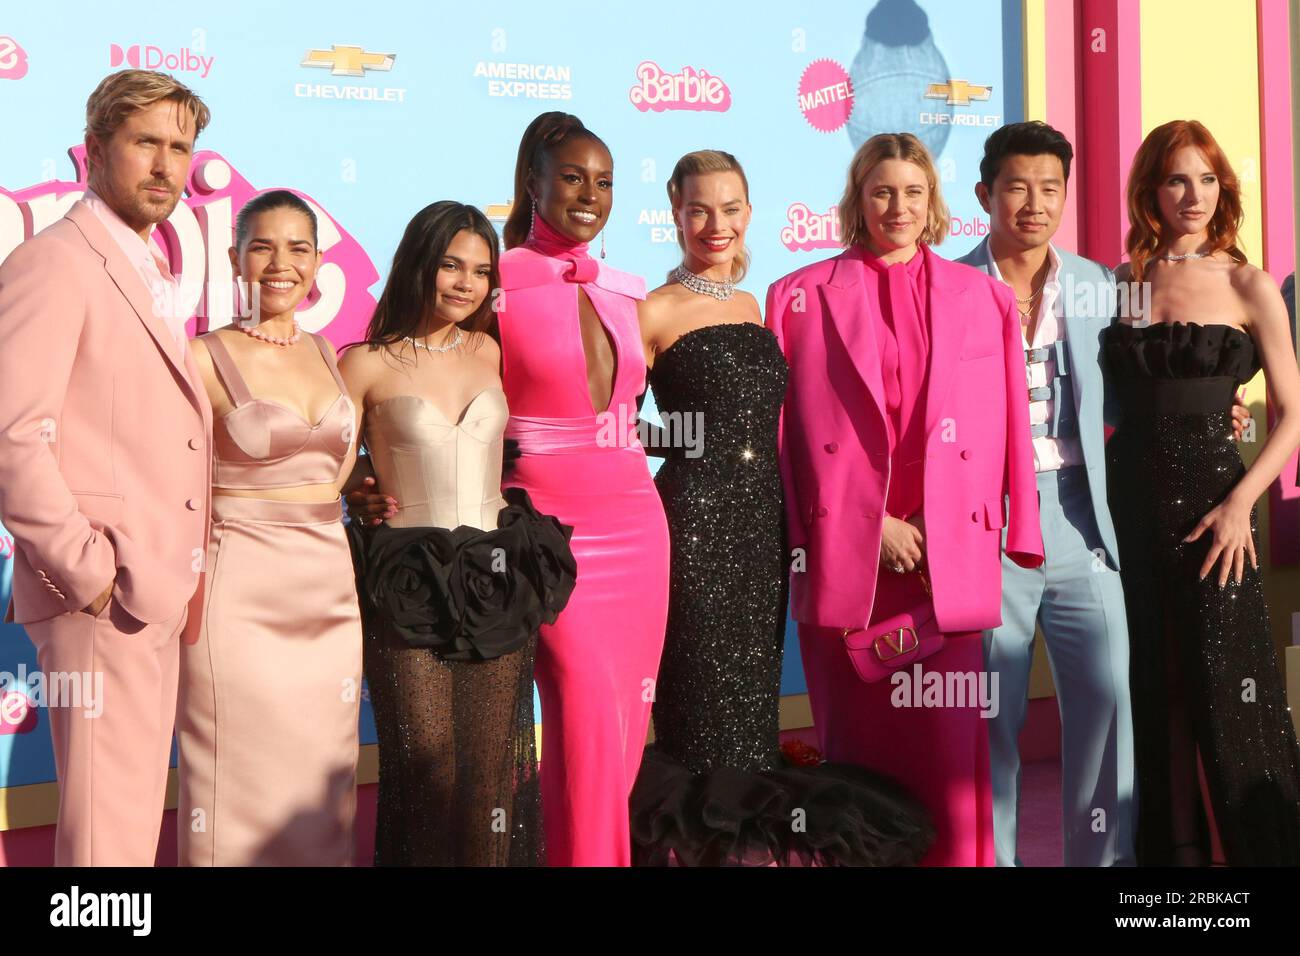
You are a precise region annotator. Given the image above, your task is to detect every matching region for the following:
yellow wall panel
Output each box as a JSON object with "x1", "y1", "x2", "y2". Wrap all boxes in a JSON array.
[{"x1": 1139, "y1": 0, "x2": 1262, "y2": 264}]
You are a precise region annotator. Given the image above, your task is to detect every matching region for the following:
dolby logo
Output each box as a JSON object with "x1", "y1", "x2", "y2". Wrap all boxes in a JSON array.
[{"x1": 110, "y1": 42, "x2": 214, "y2": 79}]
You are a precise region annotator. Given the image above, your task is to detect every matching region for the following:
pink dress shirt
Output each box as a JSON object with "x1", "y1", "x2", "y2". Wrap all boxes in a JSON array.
[
  {"x1": 82, "y1": 188, "x2": 187, "y2": 360},
  {"x1": 862, "y1": 247, "x2": 930, "y2": 522}
]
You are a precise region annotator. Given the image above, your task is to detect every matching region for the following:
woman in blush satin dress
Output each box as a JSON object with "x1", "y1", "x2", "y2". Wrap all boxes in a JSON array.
[
  {"x1": 768, "y1": 134, "x2": 1042, "y2": 867},
  {"x1": 179, "y1": 190, "x2": 365, "y2": 866},
  {"x1": 495, "y1": 112, "x2": 670, "y2": 866},
  {"x1": 1106, "y1": 121, "x2": 1300, "y2": 866},
  {"x1": 341, "y1": 201, "x2": 573, "y2": 867}
]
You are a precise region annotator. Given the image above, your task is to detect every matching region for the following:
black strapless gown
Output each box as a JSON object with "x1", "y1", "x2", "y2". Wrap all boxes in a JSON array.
[
  {"x1": 629, "y1": 321, "x2": 934, "y2": 866},
  {"x1": 1104, "y1": 321, "x2": 1300, "y2": 865}
]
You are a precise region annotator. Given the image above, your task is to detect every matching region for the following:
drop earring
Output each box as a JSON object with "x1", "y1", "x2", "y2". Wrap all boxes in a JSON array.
[
  {"x1": 600, "y1": 230, "x2": 606, "y2": 259},
  {"x1": 529, "y1": 199, "x2": 537, "y2": 238}
]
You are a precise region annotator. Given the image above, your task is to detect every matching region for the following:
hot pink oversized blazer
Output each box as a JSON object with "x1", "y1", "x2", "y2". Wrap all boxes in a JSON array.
[
  {"x1": 766, "y1": 245, "x2": 1043, "y2": 633},
  {"x1": 0, "y1": 201, "x2": 212, "y2": 625}
]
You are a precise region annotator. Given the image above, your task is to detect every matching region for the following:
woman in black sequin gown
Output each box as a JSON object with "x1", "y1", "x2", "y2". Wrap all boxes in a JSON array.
[
  {"x1": 628, "y1": 151, "x2": 933, "y2": 866},
  {"x1": 1104, "y1": 121, "x2": 1300, "y2": 866}
]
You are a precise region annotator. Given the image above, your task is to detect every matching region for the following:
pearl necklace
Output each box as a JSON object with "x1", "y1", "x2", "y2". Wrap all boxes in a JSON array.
[
  {"x1": 672, "y1": 265, "x2": 736, "y2": 302},
  {"x1": 238, "y1": 320, "x2": 300, "y2": 347},
  {"x1": 405, "y1": 327, "x2": 465, "y2": 353}
]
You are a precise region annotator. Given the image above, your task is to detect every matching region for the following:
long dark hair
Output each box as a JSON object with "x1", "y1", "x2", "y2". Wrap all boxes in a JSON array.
[
  {"x1": 503, "y1": 111, "x2": 609, "y2": 250},
  {"x1": 362, "y1": 201, "x2": 500, "y2": 351}
]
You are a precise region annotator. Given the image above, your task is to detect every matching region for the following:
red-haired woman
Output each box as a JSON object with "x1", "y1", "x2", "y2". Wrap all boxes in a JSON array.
[{"x1": 1106, "y1": 120, "x2": 1300, "y2": 866}]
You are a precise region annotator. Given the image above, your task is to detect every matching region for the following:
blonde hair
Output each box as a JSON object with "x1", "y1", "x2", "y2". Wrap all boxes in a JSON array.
[
  {"x1": 838, "y1": 132, "x2": 948, "y2": 248},
  {"x1": 85, "y1": 69, "x2": 211, "y2": 143},
  {"x1": 667, "y1": 149, "x2": 751, "y2": 282}
]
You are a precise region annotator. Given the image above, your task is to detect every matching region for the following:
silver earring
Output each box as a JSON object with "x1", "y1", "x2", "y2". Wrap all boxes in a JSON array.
[
  {"x1": 600, "y1": 230, "x2": 606, "y2": 259},
  {"x1": 529, "y1": 199, "x2": 536, "y2": 238}
]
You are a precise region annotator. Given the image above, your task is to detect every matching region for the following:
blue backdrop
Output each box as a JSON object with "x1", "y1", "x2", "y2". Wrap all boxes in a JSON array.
[{"x1": 0, "y1": 0, "x2": 1020, "y2": 796}]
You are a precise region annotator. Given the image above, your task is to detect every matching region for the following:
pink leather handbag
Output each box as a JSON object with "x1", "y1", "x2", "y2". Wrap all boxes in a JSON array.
[{"x1": 840, "y1": 571, "x2": 946, "y2": 682}]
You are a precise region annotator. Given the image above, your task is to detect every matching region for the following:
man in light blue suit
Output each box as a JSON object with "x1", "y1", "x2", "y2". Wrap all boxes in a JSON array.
[{"x1": 958, "y1": 122, "x2": 1135, "y2": 866}]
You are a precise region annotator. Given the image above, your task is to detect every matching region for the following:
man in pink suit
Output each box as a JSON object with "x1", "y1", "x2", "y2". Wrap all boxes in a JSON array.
[
  {"x1": 0, "y1": 71, "x2": 212, "y2": 865},
  {"x1": 766, "y1": 132, "x2": 1042, "y2": 865}
]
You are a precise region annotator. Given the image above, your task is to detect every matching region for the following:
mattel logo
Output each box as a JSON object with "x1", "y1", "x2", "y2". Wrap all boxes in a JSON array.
[
  {"x1": 110, "y1": 43, "x2": 214, "y2": 79},
  {"x1": 0, "y1": 36, "x2": 29, "y2": 80},
  {"x1": 629, "y1": 61, "x2": 730, "y2": 113}
]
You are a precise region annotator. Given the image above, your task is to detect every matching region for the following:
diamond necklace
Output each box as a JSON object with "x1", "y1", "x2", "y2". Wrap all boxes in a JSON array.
[
  {"x1": 405, "y1": 327, "x2": 465, "y2": 353},
  {"x1": 1162, "y1": 251, "x2": 1210, "y2": 261},
  {"x1": 672, "y1": 264, "x2": 736, "y2": 301}
]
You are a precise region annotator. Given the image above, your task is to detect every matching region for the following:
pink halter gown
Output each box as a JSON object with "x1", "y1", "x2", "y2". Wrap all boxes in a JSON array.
[{"x1": 497, "y1": 218, "x2": 670, "y2": 866}]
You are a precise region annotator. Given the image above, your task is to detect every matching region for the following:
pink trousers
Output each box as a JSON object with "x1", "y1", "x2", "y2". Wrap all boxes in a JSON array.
[{"x1": 24, "y1": 600, "x2": 185, "y2": 866}]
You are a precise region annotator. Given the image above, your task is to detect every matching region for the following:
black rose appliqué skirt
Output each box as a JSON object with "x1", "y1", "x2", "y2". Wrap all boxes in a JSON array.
[{"x1": 347, "y1": 487, "x2": 578, "y2": 661}]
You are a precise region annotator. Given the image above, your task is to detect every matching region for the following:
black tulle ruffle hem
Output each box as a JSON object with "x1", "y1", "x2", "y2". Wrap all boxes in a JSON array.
[
  {"x1": 630, "y1": 748, "x2": 936, "y2": 867},
  {"x1": 347, "y1": 487, "x2": 577, "y2": 661}
]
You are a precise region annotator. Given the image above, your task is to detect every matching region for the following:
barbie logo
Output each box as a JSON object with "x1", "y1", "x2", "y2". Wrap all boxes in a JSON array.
[
  {"x1": 780, "y1": 203, "x2": 841, "y2": 251},
  {"x1": 629, "y1": 61, "x2": 731, "y2": 112},
  {"x1": 0, "y1": 147, "x2": 378, "y2": 346},
  {"x1": 0, "y1": 689, "x2": 38, "y2": 735},
  {"x1": 0, "y1": 36, "x2": 29, "y2": 80}
]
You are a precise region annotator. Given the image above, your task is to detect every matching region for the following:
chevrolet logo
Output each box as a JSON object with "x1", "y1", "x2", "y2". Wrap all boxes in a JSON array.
[
  {"x1": 925, "y1": 80, "x2": 993, "y2": 106},
  {"x1": 301, "y1": 45, "x2": 395, "y2": 77}
]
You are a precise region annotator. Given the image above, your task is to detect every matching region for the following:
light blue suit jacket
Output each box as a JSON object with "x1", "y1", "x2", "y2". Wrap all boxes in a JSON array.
[{"x1": 956, "y1": 238, "x2": 1121, "y2": 570}]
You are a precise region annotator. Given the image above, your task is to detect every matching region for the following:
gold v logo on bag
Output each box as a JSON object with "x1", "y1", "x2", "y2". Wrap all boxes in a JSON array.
[{"x1": 873, "y1": 625, "x2": 919, "y2": 662}]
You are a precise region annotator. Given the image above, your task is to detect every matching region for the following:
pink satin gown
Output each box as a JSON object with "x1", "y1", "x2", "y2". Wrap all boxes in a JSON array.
[
  {"x1": 177, "y1": 332, "x2": 363, "y2": 866},
  {"x1": 497, "y1": 219, "x2": 670, "y2": 866}
]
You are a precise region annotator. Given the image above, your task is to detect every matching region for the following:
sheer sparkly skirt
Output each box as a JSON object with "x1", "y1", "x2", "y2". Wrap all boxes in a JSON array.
[
  {"x1": 361, "y1": 621, "x2": 542, "y2": 866},
  {"x1": 349, "y1": 515, "x2": 545, "y2": 867},
  {"x1": 1107, "y1": 409, "x2": 1300, "y2": 865}
]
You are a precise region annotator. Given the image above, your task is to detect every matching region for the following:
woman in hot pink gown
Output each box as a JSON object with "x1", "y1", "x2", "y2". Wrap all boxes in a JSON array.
[{"x1": 496, "y1": 112, "x2": 670, "y2": 866}]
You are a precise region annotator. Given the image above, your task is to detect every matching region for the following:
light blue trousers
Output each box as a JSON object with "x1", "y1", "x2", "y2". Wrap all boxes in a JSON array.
[{"x1": 983, "y1": 465, "x2": 1135, "y2": 866}]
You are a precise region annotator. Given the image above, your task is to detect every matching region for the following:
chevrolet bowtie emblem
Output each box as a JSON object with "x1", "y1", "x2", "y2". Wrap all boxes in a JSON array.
[
  {"x1": 301, "y1": 45, "x2": 396, "y2": 77},
  {"x1": 925, "y1": 80, "x2": 993, "y2": 106}
]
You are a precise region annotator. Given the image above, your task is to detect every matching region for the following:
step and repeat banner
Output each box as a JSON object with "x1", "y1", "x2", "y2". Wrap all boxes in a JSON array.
[{"x1": 0, "y1": 0, "x2": 1021, "y2": 809}]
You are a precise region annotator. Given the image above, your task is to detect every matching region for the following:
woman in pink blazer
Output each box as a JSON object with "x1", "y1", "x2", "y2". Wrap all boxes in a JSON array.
[{"x1": 766, "y1": 133, "x2": 1042, "y2": 866}]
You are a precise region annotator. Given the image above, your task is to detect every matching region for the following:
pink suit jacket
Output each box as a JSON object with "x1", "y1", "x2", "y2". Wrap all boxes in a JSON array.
[
  {"x1": 766, "y1": 244, "x2": 1043, "y2": 633},
  {"x1": 0, "y1": 200, "x2": 212, "y2": 625}
]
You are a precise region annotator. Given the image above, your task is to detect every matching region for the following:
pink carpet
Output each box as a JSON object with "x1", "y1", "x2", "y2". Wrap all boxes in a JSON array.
[{"x1": 3, "y1": 698, "x2": 1070, "y2": 866}]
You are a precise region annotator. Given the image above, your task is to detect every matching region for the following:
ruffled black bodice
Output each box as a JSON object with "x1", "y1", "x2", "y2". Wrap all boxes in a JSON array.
[
  {"x1": 1104, "y1": 322, "x2": 1259, "y2": 420},
  {"x1": 1103, "y1": 321, "x2": 1258, "y2": 382}
]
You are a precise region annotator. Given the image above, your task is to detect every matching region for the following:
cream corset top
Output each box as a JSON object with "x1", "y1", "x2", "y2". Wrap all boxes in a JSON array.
[{"x1": 363, "y1": 389, "x2": 509, "y2": 531}]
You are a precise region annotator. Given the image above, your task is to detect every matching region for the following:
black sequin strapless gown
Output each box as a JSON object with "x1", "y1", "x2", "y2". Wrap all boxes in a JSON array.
[
  {"x1": 1104, "y1": 321, "x2": 1300, "y2": 866},
  {"x1": 629, "y1": 322, "x2": 934, "y2": 866}
]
